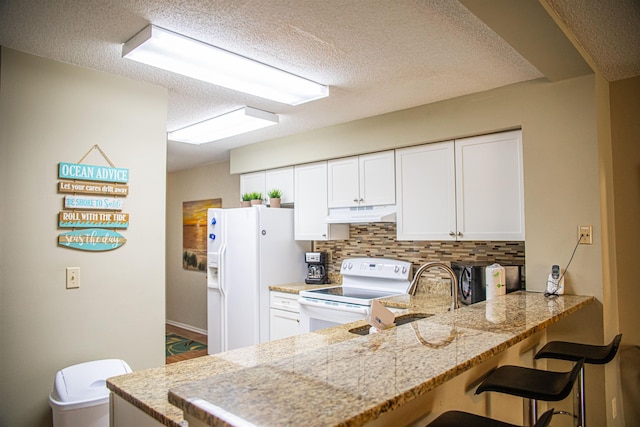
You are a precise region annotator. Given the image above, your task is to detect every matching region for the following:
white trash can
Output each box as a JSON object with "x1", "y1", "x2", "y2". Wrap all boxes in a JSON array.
[{"x1": 49, "y1": 359, "x2": 132, "y2": 427}]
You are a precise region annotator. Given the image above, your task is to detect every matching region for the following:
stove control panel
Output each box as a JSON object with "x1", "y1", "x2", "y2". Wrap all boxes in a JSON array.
[{"x1": 341, "y1": 258, "x2": 412, "y2": 281}]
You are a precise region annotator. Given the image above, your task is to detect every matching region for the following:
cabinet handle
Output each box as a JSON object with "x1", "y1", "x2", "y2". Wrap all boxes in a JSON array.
[
  {"x1": 449, "y1": 231, "x2": 456, "y2": 237},
  {"x1": 353, "y1": 198, "x2": 359, "y2": 202},
  {"x1": 359, "y1": 198, "x2": 364, "y2": 202},
  {"x1": 457, "y1": 232, "x2": 463, "y2": 237}
]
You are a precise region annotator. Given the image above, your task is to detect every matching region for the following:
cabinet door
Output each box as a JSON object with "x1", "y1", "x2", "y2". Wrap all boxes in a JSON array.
[
  {"x1": 294, "y1": 162, "x2": 348, "y2": 240},
  {"x1": 269, "y1": 308, "x2": 300, "y2": 340},
  {"x1": 455, "y1": 130, "x2": 525, "y2": 240},
  {"x1": 359, "y1": 151, "x2": 395, "y2": 206},
  {"x1": 265, "y1": 166, "x2": 294, "y2": 204},
  {"x1": 111, "y1": 394, "x2": 165, "y2": 427},
  {"x1": 327, "y1": 156, "x2": 359, "y2": 208},
  {"x1": 240, "y1": 171, "x2": 265, "y2": 200},
  {"x1": 395, "y1": 142, "x2": 456, "y2": 240}
]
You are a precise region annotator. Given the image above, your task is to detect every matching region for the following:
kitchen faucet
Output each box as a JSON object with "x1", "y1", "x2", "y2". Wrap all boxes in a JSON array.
[{"x1": 408, "y1": 262, "x2": 459, "y2": 311}]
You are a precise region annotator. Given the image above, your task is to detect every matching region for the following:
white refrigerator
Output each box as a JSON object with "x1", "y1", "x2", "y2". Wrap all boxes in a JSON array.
[{"x1": 207, "y1": 206, "x2": 310, "y2": 354}]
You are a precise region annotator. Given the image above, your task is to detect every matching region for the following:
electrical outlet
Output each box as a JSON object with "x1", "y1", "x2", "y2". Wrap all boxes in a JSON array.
[
  {"x1": 66, "y1": 267, "x2": 80, "y2": 289},
  {"x1": 579, "y1": 225, "x2": 593, "y2": 245}
]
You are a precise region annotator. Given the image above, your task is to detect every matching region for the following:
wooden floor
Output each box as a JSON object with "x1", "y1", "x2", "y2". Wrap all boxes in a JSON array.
[{"x1": 166, "y1": 324, "x2": 208, "y2": 364}]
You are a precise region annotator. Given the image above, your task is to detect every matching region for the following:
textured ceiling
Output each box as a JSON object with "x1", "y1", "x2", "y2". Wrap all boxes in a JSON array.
[
  {"x1": 0, "y1": 0, "x2": 637, "y2": 171},
  {"x1": 546, "y1": 0, "x2": 640, "y2": 81}
]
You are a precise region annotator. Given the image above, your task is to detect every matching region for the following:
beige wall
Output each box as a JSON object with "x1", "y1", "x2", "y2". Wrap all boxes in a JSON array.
[
  {"x1": 608, "y1": 75, "x2": 640, "y2": 346},
  {"x1": 608, "y1": 75, "x2": 640, "y2": 425},
  {"x1": 229, "y1": 75, "x2": 615, "y2": 424},
  {"x1": 166, "y1": 161, "x2": 240, "y2": 331},
  {"x1": 232, "y1": 76, "x2": 602, "y2": 299},
  {"x1": 0, "y1": 49, "x2": 168, "y2": 427},
  {"x1": 228, "y1": 73, "x2": 640, "y2": 425}
]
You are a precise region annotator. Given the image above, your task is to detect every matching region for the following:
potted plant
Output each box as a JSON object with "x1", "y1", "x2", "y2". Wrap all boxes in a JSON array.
[
  {"x1": 268, "y1": 189, "x2": 282, "y2": 208},
  {"x1": 250, "y1": 192, "x2": 263, "y2": 206},
  {"x1": 241, "y1": 193, "x2": 252, "y2": 207}
]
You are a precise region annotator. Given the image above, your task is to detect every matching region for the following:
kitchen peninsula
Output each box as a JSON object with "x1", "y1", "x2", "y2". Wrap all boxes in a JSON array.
[{"x1": 108, "y1": 291, "x2": 594, "y2": 427}]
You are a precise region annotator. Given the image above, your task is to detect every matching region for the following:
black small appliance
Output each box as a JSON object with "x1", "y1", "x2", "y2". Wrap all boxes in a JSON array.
[
  {"x1": 451, "y1": 262, "x2": 523, "y2": 305},
  {"x1": 305, "y1": 252, "x2": 330, "y2": 284}
]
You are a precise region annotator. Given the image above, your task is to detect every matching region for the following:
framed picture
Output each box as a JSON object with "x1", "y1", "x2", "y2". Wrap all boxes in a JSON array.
[{"x1": 183, "y1": 198, "x2": 221, "y2": 271}]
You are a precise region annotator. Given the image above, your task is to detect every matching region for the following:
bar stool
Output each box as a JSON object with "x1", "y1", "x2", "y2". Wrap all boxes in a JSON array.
[
  {"x1": 534, "y1": 334, "x2": 622, "y2": 427},
  {"x1": 475, "y1": 359, "x2": 584, "y2": 426},
  {"x1": 426, "y1": 408, "x2": 554, "y2": 427}
]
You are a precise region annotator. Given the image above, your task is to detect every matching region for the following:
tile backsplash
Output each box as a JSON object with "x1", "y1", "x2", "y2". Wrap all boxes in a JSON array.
[{"x1": 314, "y1": 223, "x2": 525, "y2": 287}]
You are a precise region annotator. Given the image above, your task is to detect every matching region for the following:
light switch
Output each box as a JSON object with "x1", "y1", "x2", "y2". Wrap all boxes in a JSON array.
[{"x1": 66, "y1": 267, "x2": 80, "y2": 289}]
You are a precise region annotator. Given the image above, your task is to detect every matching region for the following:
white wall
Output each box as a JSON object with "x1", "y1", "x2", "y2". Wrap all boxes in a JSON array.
[
  {"x1": 0, "y1": 48, "x2": 167, "y2": 427},
  {"x1": 166, "y1": 161, "x2": 240, "y2": 331}
]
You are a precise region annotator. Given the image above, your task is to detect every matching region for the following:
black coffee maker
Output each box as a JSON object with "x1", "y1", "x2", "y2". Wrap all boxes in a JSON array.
[{"x1": 305, "y1": 252, "x2": 330, "y2": 284}]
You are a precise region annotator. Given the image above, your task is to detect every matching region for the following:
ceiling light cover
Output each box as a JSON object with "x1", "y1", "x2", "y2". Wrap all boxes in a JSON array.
[
  {"x1": 123, "y1": 25, "x2": 329, "y2": 105},
  {"x1": 168, "y1": 107, "x2": 279, "y2": 145}
]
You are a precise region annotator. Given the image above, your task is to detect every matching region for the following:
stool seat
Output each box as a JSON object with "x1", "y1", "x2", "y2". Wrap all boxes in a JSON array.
[
  {"x1": 426, "y1": 408, "x2": 554, "y2": 427},
  {"x1": 535, "y1": 334, "x2": 622, "y2": 364},
  {"x1": 476, "y1": 359, "x2": 584, "y2": 402},
  {"x1": 534, "y1": 334, "x2": 622, "y2": 427}
]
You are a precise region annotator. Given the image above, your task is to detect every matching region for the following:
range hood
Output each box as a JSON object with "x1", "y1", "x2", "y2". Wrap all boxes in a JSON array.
[{"x1": 325, "y1": 205, "x2": 396, "y2": 224}]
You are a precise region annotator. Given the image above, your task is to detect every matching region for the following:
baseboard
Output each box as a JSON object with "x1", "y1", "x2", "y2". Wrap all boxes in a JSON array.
[{"x1": 166, "y1": 320, "x2": 207, "y2": 336}]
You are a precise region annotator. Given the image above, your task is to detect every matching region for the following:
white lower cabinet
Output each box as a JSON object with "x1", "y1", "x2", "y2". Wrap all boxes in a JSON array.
[
  {"x1": 111, "y1": 393, "x2": 164, "y2": 427},
  {"x1": 269, "y1": 291, "x2": 301, "y2": 340},
  {"x1": 396, "y1": 130, "x2": 525, "y2": 241}
]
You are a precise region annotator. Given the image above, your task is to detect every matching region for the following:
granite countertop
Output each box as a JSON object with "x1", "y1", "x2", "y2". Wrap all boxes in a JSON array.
[
  {"x1": 107, "y1": 291, "x2": 594, "y2": 427},
  {"x1": 268, "y1": 282, "x2": 333, "y2": 293}
]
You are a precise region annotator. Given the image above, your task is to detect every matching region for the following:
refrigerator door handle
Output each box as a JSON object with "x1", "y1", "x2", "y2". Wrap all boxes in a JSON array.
[
  {"x1": 219, "y1": 244, "x2": 227, "y2": 352},
  {"x1": 218, "y1": 245, "x2": 227, "y2": 296}
]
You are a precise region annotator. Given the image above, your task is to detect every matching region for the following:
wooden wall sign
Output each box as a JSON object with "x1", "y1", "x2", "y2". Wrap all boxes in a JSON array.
[
  {"x1": 58, "y1": 229, "x2": 127, "y2": 251},
  {"x1": 58, "y1": 180, "x2": 129, "y2": 196},
  {"x1": 64, "y1": 195, "x2": 125, "y2": 210},
  {"x1": 57, "y1": 145, "x2": 130, "y2": 252},
  {"x1": 58, "y1": 162, "x2": 129, "y2": 183},
  {"x1": 59, "y1": 211, "x2": 129, "y2": 229}
]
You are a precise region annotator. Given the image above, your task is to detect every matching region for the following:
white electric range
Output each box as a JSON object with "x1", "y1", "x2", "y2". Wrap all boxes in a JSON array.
[{"x1": 298, "y1": 257, "x2": 413, "y2": 332}]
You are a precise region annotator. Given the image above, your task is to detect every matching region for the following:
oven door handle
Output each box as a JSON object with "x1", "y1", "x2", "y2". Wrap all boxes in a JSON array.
[{"x1": 298, "y1": 298, "x2": 371, "y2": 315}]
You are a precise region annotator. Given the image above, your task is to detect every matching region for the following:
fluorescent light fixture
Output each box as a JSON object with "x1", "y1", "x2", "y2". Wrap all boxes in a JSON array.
[
  {"x1": 123, "y1": 25, "x2": 329, "y2": 105},
  {"x1": 168, "y1": 107, "x2": 279, "y2": 145}
]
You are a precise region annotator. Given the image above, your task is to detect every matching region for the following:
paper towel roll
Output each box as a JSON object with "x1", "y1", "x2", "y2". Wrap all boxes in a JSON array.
[{"x1": 485, "y1": 263, "x2": 506, "y2": 300}]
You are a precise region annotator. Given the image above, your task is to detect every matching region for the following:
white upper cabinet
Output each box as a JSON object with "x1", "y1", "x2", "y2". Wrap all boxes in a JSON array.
[
  {"x1": 240, "y1": 171, "x2": 265, "y2": 201},
  {"x1": 396, "y1": 130, "x2": 524, "y2": 241},
  {"x1": 240, "y1": 167, "x2": 294, "y2": 205},
  {"x1": 328, "y1": 151, "x2": 395, "y2": 208},
  {"x1": 455, "y1": 131, "x2": 525, "y2": 241},
  {"x1": 396, "y1": 141, "x2": 457, "y2": 240},
  {"x1": 294, "y1": 162, "x2": 349, "y2": 241},
  {"x1": 327, "y1": 157, "x2": 359, "y2": 208},
  {"x1": 265, "y1": 167, "x2": 294, "y2": 204}
]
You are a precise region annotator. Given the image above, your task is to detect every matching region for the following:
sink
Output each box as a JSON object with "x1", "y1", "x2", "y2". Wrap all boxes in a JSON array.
[{"x1": 348, "y1": 313, "x2": 432, "y2": 335}]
